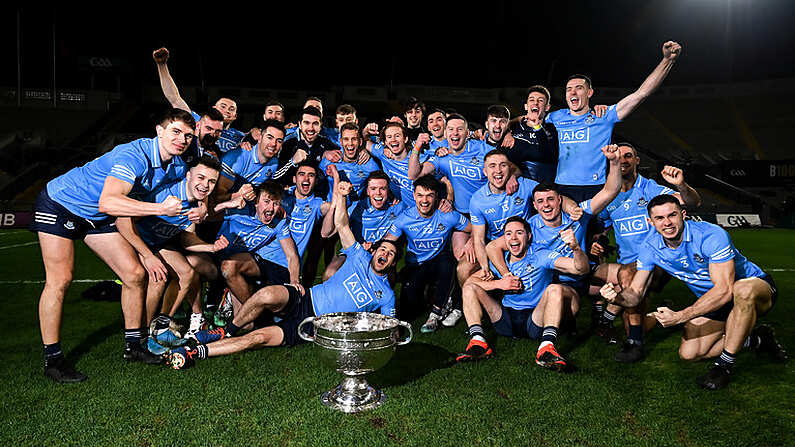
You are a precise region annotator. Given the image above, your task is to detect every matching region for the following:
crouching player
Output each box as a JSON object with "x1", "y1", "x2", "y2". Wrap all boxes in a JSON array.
[
  {"x1": 600, "y1": 195, "x2": 787, "y2": 389},
  {"x1": 168, "y1": 181, "x2": 399, "y2": 369},
  {"x1": 115, "y1": 155, "x2": 233, "y2": 353},
  {"x1": 456, "y1": 217, "x2": 588, "y2": 370}
]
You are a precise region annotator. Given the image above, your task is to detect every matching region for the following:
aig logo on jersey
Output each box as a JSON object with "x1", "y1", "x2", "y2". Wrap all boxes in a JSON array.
[
  {"x1": 560, "y1": 128, "x2": 590, "y2": 144},
  {"x1": 450, "y1": 160, "x2": 482, "y2": 180},
  {"x1": 614, "y1": 214, "x2": 649, "y2": 236},
  {"x1": 414, "y1": 238, "x2": 443, "y2": 250},
  {"x1": 343, "y1": 273, "x2": 374, "y2": 308}
]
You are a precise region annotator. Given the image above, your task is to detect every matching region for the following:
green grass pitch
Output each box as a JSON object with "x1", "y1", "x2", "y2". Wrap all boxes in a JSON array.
[{"x1": 0, "y1": 228, "x2": 792, "y2": 446}]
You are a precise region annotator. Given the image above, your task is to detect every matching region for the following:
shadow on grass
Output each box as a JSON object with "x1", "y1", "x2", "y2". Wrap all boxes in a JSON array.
[
  {"x1": 368, "y1": 342, "x2": 455, "y2": 388},
  {"x1": 67, "y1": 318, "x2": 122, "y2": 363}
]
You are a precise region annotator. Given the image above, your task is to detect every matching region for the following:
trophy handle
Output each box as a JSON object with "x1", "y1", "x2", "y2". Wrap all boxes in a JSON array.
[
  {"x1": 396, "y1": 320, "x2": 413, "y2": 346},
  {"x1": 297, "y1": 316, "x2": 316, "y2": 342}
]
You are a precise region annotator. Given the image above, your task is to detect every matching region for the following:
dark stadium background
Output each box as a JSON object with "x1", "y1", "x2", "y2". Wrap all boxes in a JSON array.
[{"x1": 1, "y1": 1, "x2": 795, "y2": 226}]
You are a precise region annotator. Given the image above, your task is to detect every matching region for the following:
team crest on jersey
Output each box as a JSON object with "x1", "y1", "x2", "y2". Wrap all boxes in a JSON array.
[
  {"x1": 303, "y1": 205, "x2": 312, "y2": 215},
  {"x1": 514, "y1": 197, "x2": 525, "y2": 206},
  {"x1": 357, "y1": 170, "x2": 366, "y2": 178},
  {"x1": 693, "y1": 253, "x2": 705, "y2": 263},
  {"x1": 524, "y1": 264, "x2": 535, "y2": 273},
  {"x1": 64, "y1": 220, "x2": 75, "y2": 230},
  {"x1": 436, "y1": 223, "x2": 446, "y2": 232},
  {"x1": 470, "y1": 157, "x2": 480, "y2": 165},
  {"x1": 388, "y1": 212, "x2": 396, "y2": 220},
  {"x1": 637, "y1": 198, "x2": 647, "y2": 208},
  {"x1": 374, "y1": 290, "x2": 382, "y2": 299},
  {"x1": 585, "y1": 115, "x2": 595, "y2": 124},
  {"x1": 266, "y1": 169, "x2": 273, "y2": 177}
]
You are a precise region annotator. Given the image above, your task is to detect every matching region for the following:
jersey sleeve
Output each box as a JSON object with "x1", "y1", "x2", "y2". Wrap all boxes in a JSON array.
[
  {"x1": 635, "y1": 242, "x2": 657, "y2": 271},
  {"x1": 379, "y1": 292, "x2": 396, "y2": 317},
  {"x1": 469, "y1": 194, "x2": 486, "y2": 227},
  {"x1": 370, "y1": 143, "x2": 386, "y2": 160},
  {"x1": 220, "y1": 150, "x2": 242, "y2": 181},
  {"x1": 702, "y1": 227, "x2": 736, "y2": 264},
  {"x1": 387, "y1": 215, "x2": 404, "y2": 238},
  {"x1": 538, "y1": 248, "x2": 563, "y2": 269},
  {"x1": 108, "y1": 145, "x2": 149, "y2": 185},
  {"x1": 276, "y1": 218, "x2": 291, "y2": 240},
  {"x1": 341, "y1": 241, "x2": 367, "y2": 260},
  {"x1": 604, "y1": 104, "x2": 621, "y2": 124},
  {"x1": 646, "y1": 178, "x2": 676, "y2": 196},
  {"x1": 454, "y1": 212, "x2": 469, "y2": 231}
]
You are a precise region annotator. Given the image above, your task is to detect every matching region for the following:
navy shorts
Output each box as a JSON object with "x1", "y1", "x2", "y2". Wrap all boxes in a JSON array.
[
  {"x1": 703, "y1": 275, "x2": 778, "y2": 322},
  {"x1": 556, "y1": 184, "x2": 604, "y2": 203},
  {"x1": 29, "y1": 188, "x2": 117, "y2": 240},
  {"x1": 493, "y1": 305, "x2": 543, "y2": 340},
  {"x1": 252, "y1": 253, "x2": 290, "y2": 286},
  {"x1": 275, "y1": 285, "x2": 315, "y2": 347}
]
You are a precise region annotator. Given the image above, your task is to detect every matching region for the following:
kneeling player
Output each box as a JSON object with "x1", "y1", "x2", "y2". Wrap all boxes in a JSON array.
[
  {"x1": 168, "y1": 182, "x2": 399, "y2": 369},
  {"x1": 457, "y1": 217, "x2": 588, "y2": 370},
  {"x1": 600, "y1": 195, "x2": 786, "y2": 389}
]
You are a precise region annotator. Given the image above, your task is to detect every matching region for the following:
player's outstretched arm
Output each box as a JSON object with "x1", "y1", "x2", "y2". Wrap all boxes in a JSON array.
[
  {"x1": 181, "y1": 230, "x2": 229, "y2": 253},
  {"x1": 333, "y1": 181, "x2": 356, "y2": 250},
  {"x1": 600, "y1": 268, "x2": 652, "y2": 308},
  {"x1": 279, "y1": 237, "x2": 303, "y2": 286},
  {"x1": 320, "y1": 191, "x2": 340, "y2": 238},
  {"x1": 661, "y1": 165, "x2": 702, "y2": 208},
  {"x1": 658, "y1": 260, "x2": 735, "y2": 327},
  {"x1": 98, "y1": 177, "x2": 180, "y2": 217},
  {"x1": 616, "y1": 41, "x2": 682, "y2": 120},
  {"x1": 152, "y1": 47, "x2": 191, "y2": 113},
  {"x1": 471, "y1": 224, "x2": 492, "y2": 280},
  {"x1": 589, "y1": 144, "x2": 622, "y2": 215}
]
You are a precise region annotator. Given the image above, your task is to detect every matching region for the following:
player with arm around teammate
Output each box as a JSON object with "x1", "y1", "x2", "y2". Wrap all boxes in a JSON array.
[
  {"x1": 168, "y1": 181, "x2": 400, "y2": 369},
  {"x1": 600, "y1": 195, "x2": 786, "y2": 389},
  {"x1": 456, "y1": 217, "x2": 588, "y2": 370}
]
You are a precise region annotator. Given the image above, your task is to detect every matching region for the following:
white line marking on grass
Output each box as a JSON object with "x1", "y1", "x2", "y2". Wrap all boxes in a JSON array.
[
  {"x1": 767, "y1": 268, "x2": 795, "y2": 272},
  {"x1": 0, "y1": 241, "x2": 38, "y2": 250},
  {"x1": 0, "y1": 279, "x2": 113, "y2": 285},
  {"x1": 0, "y1": 230, "x2": 26, "y2": 237}
]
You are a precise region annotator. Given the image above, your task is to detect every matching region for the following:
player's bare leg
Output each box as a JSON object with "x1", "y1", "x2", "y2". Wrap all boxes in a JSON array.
[{"x1": 220, "y1": 253, "x2": 260, "y2": 303}]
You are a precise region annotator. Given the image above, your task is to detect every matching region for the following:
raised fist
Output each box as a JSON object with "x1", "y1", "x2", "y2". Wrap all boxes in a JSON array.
[
  {"x1": 152, "y1": 47, "x2": 170, "y2": 64},
  {"x1": 662, "y1": 41, "x2": 682, "y2": 61},
  {"x1": 161, "y1": 195, "x2": 182, "y2": 216},
  {"x1": 601, "y1": 144, "x2": 619, "y2": 161},
  {"x1": 660, "y1": 165, "x2": 684, "y2": 186}
]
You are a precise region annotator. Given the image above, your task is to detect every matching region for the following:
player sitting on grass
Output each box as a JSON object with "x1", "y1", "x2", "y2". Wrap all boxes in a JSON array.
[
  {"x1": 600, "y1": 195, "x2": 787, "y2": 389},
  {"x1": 456, "y1": 217, "x2": 588, "y2": 370},
  {"x1": 168, "y1": 181, "x2": 399, "y2": 369}
]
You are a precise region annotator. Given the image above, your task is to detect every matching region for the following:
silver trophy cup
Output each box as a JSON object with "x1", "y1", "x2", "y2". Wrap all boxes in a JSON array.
[{"x1": 298, "y1": 312, "x2": 412, "y2": 413}]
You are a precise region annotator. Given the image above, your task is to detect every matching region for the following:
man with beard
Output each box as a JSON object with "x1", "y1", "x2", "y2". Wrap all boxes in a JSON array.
[
  {"x1": 546, "y1": 41, "x2": 682, "y2": 202},
  {"x1": 31, "y1": 109, "x2": 199, "y2": 382},
  {"x1": 114, "y1": 156, "x2": 233, "y2": 352},
  {"x1": 321, "y1": 170, "x2": 406, "y2": 281},
  {"x1": 457, "y1": 217, "x2": 588, "y2": 370},
  {"x1": 153, "y1": 47, "x2": 245, "y2": 153},
  {"x1": 600, "y1": 195, "x2": 786, "y2": 390},
  {"x1": 590, "y1": 143, "x2": 701, "y2": 362},
  {"x1": 169, "y1": 181, "x2": 399, "y2": 368},
  {"x1": 180, "y1": 108, "x2": 224, "y2": 165},
  {"x1": 385, "y1": 175, "x2": 472, "y2": 332},
  {"x1": 215, "y1": 182, "x2": 302, "y2": 308}
]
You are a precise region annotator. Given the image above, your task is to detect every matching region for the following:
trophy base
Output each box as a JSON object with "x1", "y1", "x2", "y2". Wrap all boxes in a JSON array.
[{"x1": 321, "y1": 377, "x2": 387, "y2": 413}]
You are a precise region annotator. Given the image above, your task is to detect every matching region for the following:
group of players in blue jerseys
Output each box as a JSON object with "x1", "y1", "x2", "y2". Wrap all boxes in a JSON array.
[{"x1": 31, "y1": 41, "x2": 785, "y2": 391}]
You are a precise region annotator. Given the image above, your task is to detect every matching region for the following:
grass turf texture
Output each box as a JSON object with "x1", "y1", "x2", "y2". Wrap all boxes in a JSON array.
[{"x1": 0, "y1": 228, "x2": 792, "y2": 446}]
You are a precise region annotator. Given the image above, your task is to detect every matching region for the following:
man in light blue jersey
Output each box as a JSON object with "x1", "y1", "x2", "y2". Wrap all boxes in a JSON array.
[
  {"x1": 600, "y1": 195, "x2": 786, "y2": 390},
  {"x1": 385, "y1": 175, "x2": 472, "y2": 332},
  {"x1": 115, "y1": 156, "x2": 233, "y2": 352},
  {"x1": 590, "y1": 143, "x2": 701, "y2": 361},
  {"x1": 321, "y1": 171, "x2": 405, "y2": 281},
  {"x1": 279, "y1": 162, "x2": 334, "y2": 289},
  {"x1": 216, "y1": 182, "x2": 302, "y2": 308},
  {"x1": 318, "y1": 123, "x2": 380, "y2": 202},
  {"x1": 425, "y1": 108, "x2": 449, "y2": 152},
  {"x1": 168, "y1": 181, "x2": 400, "y2": 369},
  {"x1": 546, "y1": 41, "x2": 682, "y2": 202},
  {"x1": 30, "y1": 109, "x2": 201, "y2": 383},
  {"x1": 213, "y1": 119, "x2": 289, "y2": 208},
  {"x1": 456, "y1": 217, "x2": 588, "y2": 370},
  {"x1": 153, "y1": 47, "x2": 245, "y2": 153},
  {"x1": 487, "y1": 145, "x2": 621, "y2": 333}
]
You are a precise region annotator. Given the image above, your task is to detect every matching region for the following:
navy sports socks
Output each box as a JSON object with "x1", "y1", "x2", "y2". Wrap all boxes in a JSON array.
[
  {"x1": 715, "y1": 349, "x2": 736, "y2": 368},
  {"x1": 153, "y1": 314, "x2": 172, "y2": 332},
  {"x1": 43, "y1": 342, "x2": 63, "y2": 365},
  {"x1": 628, "y1": 324, "x2": 643, "y2": 345}
]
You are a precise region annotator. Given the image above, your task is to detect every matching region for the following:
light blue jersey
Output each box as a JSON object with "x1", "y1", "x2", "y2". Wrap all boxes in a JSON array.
[
  {"x1": 599, "y1": 175, "x2": 675, "y2": 264},
  {"x1": 546, "y1": 105, "x2": 620, "y2": 186},
  {"x1": 349, "y1": 200, "x2": 406, "y2": 244},
  {"x1": 529, "y1": 200, "x2": 593, "y2": 284},
  {"x1": 370, "y1": 143, "x2": 435, "y2": 208},
  {"x1": 429, "y1": 138, "x2": 448, "y2": 151},
  {"x1": 430, "y1": 139, "x2": 491, "y2": 213},
  {"x1": 190, "y1": 111, "x2": 244, "y2": 153},
  {"x1": 135, "y1": 179, "x2": 195, "y2": 247},
  {"x1": 220, "y1": 146, "x2": 279, "y2": 192},
  {"x1": 281, "y1": 192, "x2": 325, "y2": 258},
  {"x1": 47, "y1": 137, "x2": 187, "y2": 221},
  {"x1": 388, "y1": 207, "x2": 468, "y2": 264},
  {"x1": 310, "y1": 242, "x2": 396, "y2": 316},
  {"x1": 637, "y1": 220, "x2": 766, "y2": 298},
  {"x1": 217, "y1": 205, "x2": 290, "y2": 258},
  {"x1": 499, "y1": 247, "x2": 562, "y2": 309},
  {"x1": 470, "y1": 177, "x2": 539, "y2": 240},
  {"x1": 319, "y1": 157, "x2": 381, "y2": 202}
]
